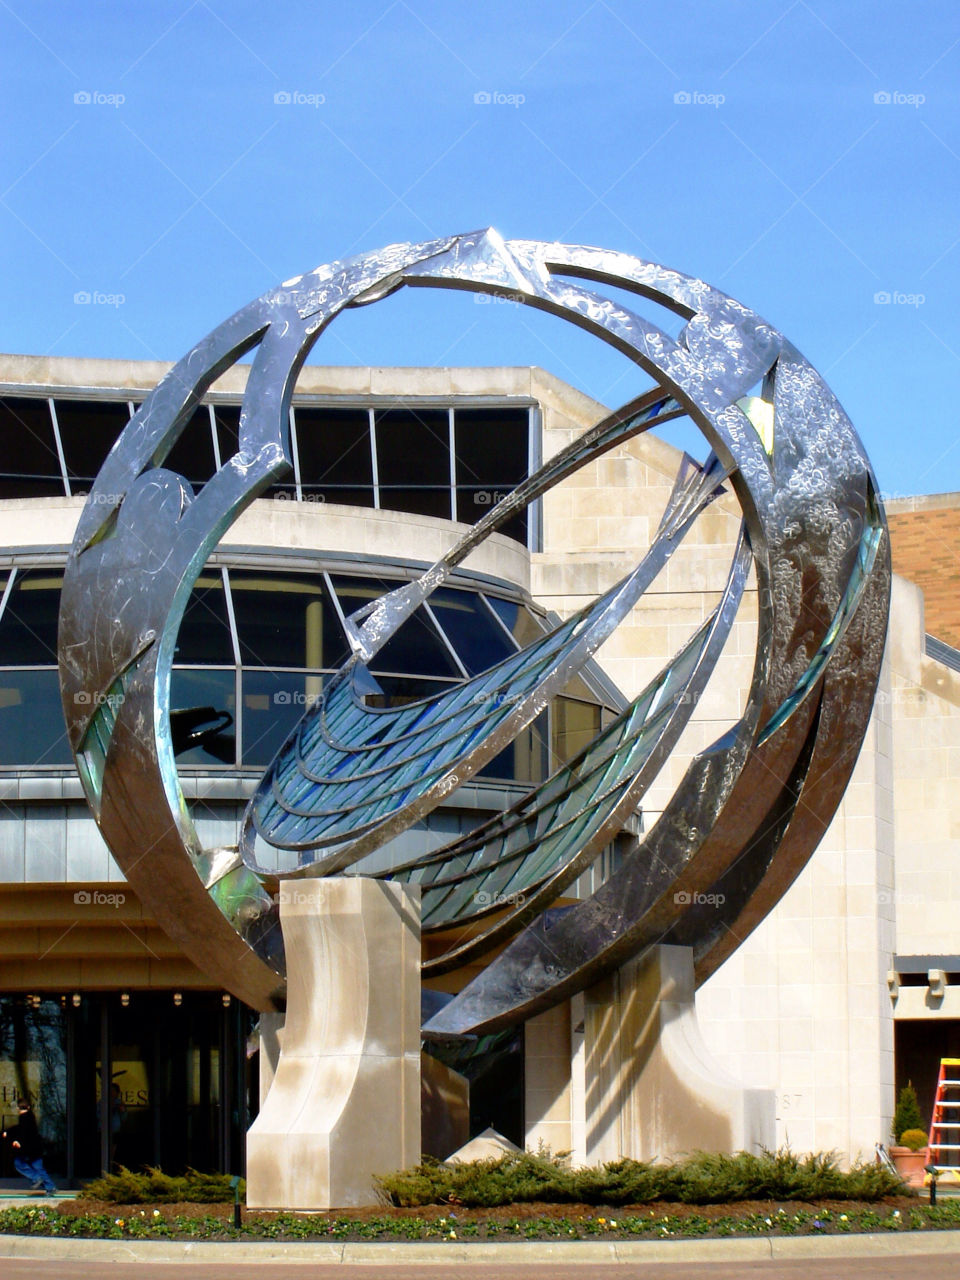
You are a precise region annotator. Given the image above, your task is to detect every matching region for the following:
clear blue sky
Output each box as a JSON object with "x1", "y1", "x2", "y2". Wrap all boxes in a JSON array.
[{"x1": 2, "y1": 1, "x2": 958, "y2": 497}]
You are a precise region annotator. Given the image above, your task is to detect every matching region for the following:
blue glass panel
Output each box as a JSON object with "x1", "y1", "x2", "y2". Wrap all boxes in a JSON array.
[
  {"x1": 242, "y1": 670, "x2": 323, "y2": 768},
  {"x1": 428, "y1": 588, "x2": 516, "y2": 677},
  {"x1": 173, "y1": 575, "x2": 233, "y2": 666},
  {"x1": 330, "y1": 577, "x2": 460, "y2": 679},
  {"x1": 0, "y1": 669, "x2": 72, "y2": 765},
  {"x1": 0, "y1": 571, "x2": 62, "y2": 665},
  {"x1": 0, "y1": 398, "x2": 62, "y2": 498},
  {"x1": 170, "y1": 668, "x2": 236, "y2": 767},
  {"x1": 229, "y1": 572, "x2": 349, "y2": 670}
]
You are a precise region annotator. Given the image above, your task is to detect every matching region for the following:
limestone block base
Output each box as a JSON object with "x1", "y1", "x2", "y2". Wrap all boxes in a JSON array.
[
  {"x1": 246, "y1": 877, "x2": 420, "y2": 1209},
  {"x1": 585, "y1": 944, "x2": 775, "y2": 1161}
]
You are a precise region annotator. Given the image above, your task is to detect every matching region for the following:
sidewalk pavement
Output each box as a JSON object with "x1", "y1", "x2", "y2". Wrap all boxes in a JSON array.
[{"x1": 0, "y1": 1228, "x2": 958, "y2": 1266}]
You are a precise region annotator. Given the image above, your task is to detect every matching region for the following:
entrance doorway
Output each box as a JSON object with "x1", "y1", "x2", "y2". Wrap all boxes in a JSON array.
[{"x1": 0, "y1": 992, "x2": 256, "y2": 1185}]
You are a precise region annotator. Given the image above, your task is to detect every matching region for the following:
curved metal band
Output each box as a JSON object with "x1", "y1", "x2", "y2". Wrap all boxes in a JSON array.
[{"x1": 57, "y1": 229, "x2": 889, "y2": 1025}]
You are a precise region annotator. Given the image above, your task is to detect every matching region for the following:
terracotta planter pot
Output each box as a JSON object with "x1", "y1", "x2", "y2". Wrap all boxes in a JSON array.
[{"x1": 890, "y1": 1145, "x2": 929, "y2": 1187}]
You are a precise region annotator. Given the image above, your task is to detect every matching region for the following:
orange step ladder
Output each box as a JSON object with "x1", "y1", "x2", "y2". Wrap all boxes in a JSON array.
[{"x1": 929, "y1": 1057, "x2": 960, "y2": 1177}]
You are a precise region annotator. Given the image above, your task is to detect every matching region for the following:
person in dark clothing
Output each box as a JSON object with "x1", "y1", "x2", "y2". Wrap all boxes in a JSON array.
[{"x1": 2, "y1": 1101, "x2": 56, "y2": 1193}]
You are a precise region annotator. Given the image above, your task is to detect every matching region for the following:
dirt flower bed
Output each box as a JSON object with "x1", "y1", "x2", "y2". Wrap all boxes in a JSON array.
[{"x1": 1, "y1": 1194, "x2": 958, "y2": 1243}]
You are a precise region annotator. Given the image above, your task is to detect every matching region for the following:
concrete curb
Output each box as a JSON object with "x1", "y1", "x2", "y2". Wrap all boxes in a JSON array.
[{"x1": 0, "y1": 1228, "x2": 958, "y2": 1264}]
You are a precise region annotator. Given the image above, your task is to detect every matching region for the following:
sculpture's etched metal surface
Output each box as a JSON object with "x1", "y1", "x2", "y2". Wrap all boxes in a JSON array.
[{"x1": 57, "y1": 230, "x2": 890, "y2": 1027}]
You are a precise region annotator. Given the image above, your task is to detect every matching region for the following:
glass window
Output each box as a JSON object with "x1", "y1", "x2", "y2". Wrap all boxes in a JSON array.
[
  {"x1": 485, "y1": 596, "x2": 546, "y2": 650},
  {"x1": 156, "y1": 405, "x2": 216, "y2": 489},
  {"x1": 478, "y1": 709, "x2": 549, "y2": 784},
  {"x1": 56, "y1": 399, "x2": 131, "y2": 489},
  {"x1": 0, "y1": 397, "x2": 63, "y2": 498},
  {"x1": 0, "y1": 670, "x2": 72, "y2": 764},
  {"x1": 561, "y1": 670, "x2": 603, "y2": 704},
  {"x1": 213, "y1": 403, "x2": 240, "y2": 463},
  {"x1": 454, "y1": 407, "x2": 528, "y2": 542},
  {"x1": 0, "y1": 998, "x2": 67, "y2": 1177},
  {"x1": 428, "y1": 588, "x2": 516, "y2": 676},
  {"x1": 374, "y1": 408, "x2": 450, "y2": 520},
  {"x1": 241, "y1": 670, "x2": 323, "y2": 767},
  {"x1": 294, "y1": 407, "x2": 374, "y2": 507},
  {"x1": 552, "y1": 696, "x2": 601, "y2": 766},
  {"x1": 330, "y1": 577, "x2": 461, "y2": 678},
  {"x1": 169, "y1": 668, "x2": 236, "y2": 766},
  {"x1": 229, "y1": 572, "x2": 348, "y2": 670},
  {"x1": 214, "y1": 402, "x2": 294, "y2": 500},
  {"x1": 173, "y1": 574, "x2": 234, "y2": 666},
  {"x1": 0, "y1": 571, "x2": 63, "y2": 665}
]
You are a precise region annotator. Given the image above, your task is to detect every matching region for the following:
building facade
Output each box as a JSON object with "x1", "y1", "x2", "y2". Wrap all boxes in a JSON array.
[{"x1": 0, "y1": 353, "x2": 956, "y2": 1181}]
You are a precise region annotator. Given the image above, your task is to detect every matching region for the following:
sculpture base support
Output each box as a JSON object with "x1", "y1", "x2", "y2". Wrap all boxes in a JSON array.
[
  {"x1": 584, "y1": 944, "x2": 774, "y2": 1162},
  {"x1": 246, "y1": 878, "x2": 420, "y2": 1209}
]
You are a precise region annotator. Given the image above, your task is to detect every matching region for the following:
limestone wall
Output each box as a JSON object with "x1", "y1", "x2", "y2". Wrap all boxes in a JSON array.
[
  {"x1": 528, "y1": 368, "x2": 904, "y2": 1163},
  {"x1": 695, "y1": 672, "x2": 896, "y2": 1161},
  {"x1": 886, "y1": 576, "x2": 960, "y2": 957}
]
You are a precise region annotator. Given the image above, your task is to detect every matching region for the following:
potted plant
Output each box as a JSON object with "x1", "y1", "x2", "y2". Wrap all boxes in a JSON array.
[{"x1": 890, "y1": 1083, "x2": 929, "y2": 1186}]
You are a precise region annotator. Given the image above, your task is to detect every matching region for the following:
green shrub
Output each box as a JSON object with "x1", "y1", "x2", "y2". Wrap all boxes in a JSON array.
[
  {"x1": 375, "y1": 1148, "x2": 905, "y2": 1208},
  {"x1": 78, "y1": 1166, "x2": 243, "y2": 1204},
  {"x1": 893, "y1": 1083, "x2": 925, "y2": 1142},
  {"x1": 899, "y1": 1129, "x2": 928, "y2": 1152}
]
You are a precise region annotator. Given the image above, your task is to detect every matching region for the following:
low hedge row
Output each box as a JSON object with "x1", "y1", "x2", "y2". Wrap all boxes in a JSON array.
[
  {"x1": 57, "y1": 1148, "x2": 907, "y2": 1212},
  {"x1": 78, "y1": 1167, "x2": 242, "y2": 1204},
  {"x1": 376, "y1": 1149, "x2": 906, "y2": 1207}
]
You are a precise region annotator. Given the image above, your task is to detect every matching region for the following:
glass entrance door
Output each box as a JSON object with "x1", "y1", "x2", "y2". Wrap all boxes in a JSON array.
[{"x1": 0, "y1": 991, "x2": 255, "y2": 1184}]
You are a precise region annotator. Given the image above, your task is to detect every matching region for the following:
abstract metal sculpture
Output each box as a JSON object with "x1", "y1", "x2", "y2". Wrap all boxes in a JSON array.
[{"x1": 57, "y1": 231, "x2": 890, "y2": 1032}]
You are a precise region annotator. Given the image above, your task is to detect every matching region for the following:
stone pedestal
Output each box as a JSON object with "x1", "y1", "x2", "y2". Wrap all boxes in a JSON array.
[
  {"x1": 584, "y1": 944, "x2": 775, "y2": 1162},
  {"x1": 246, "y1": 877, "x2": 421, "y2": 1209}
]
